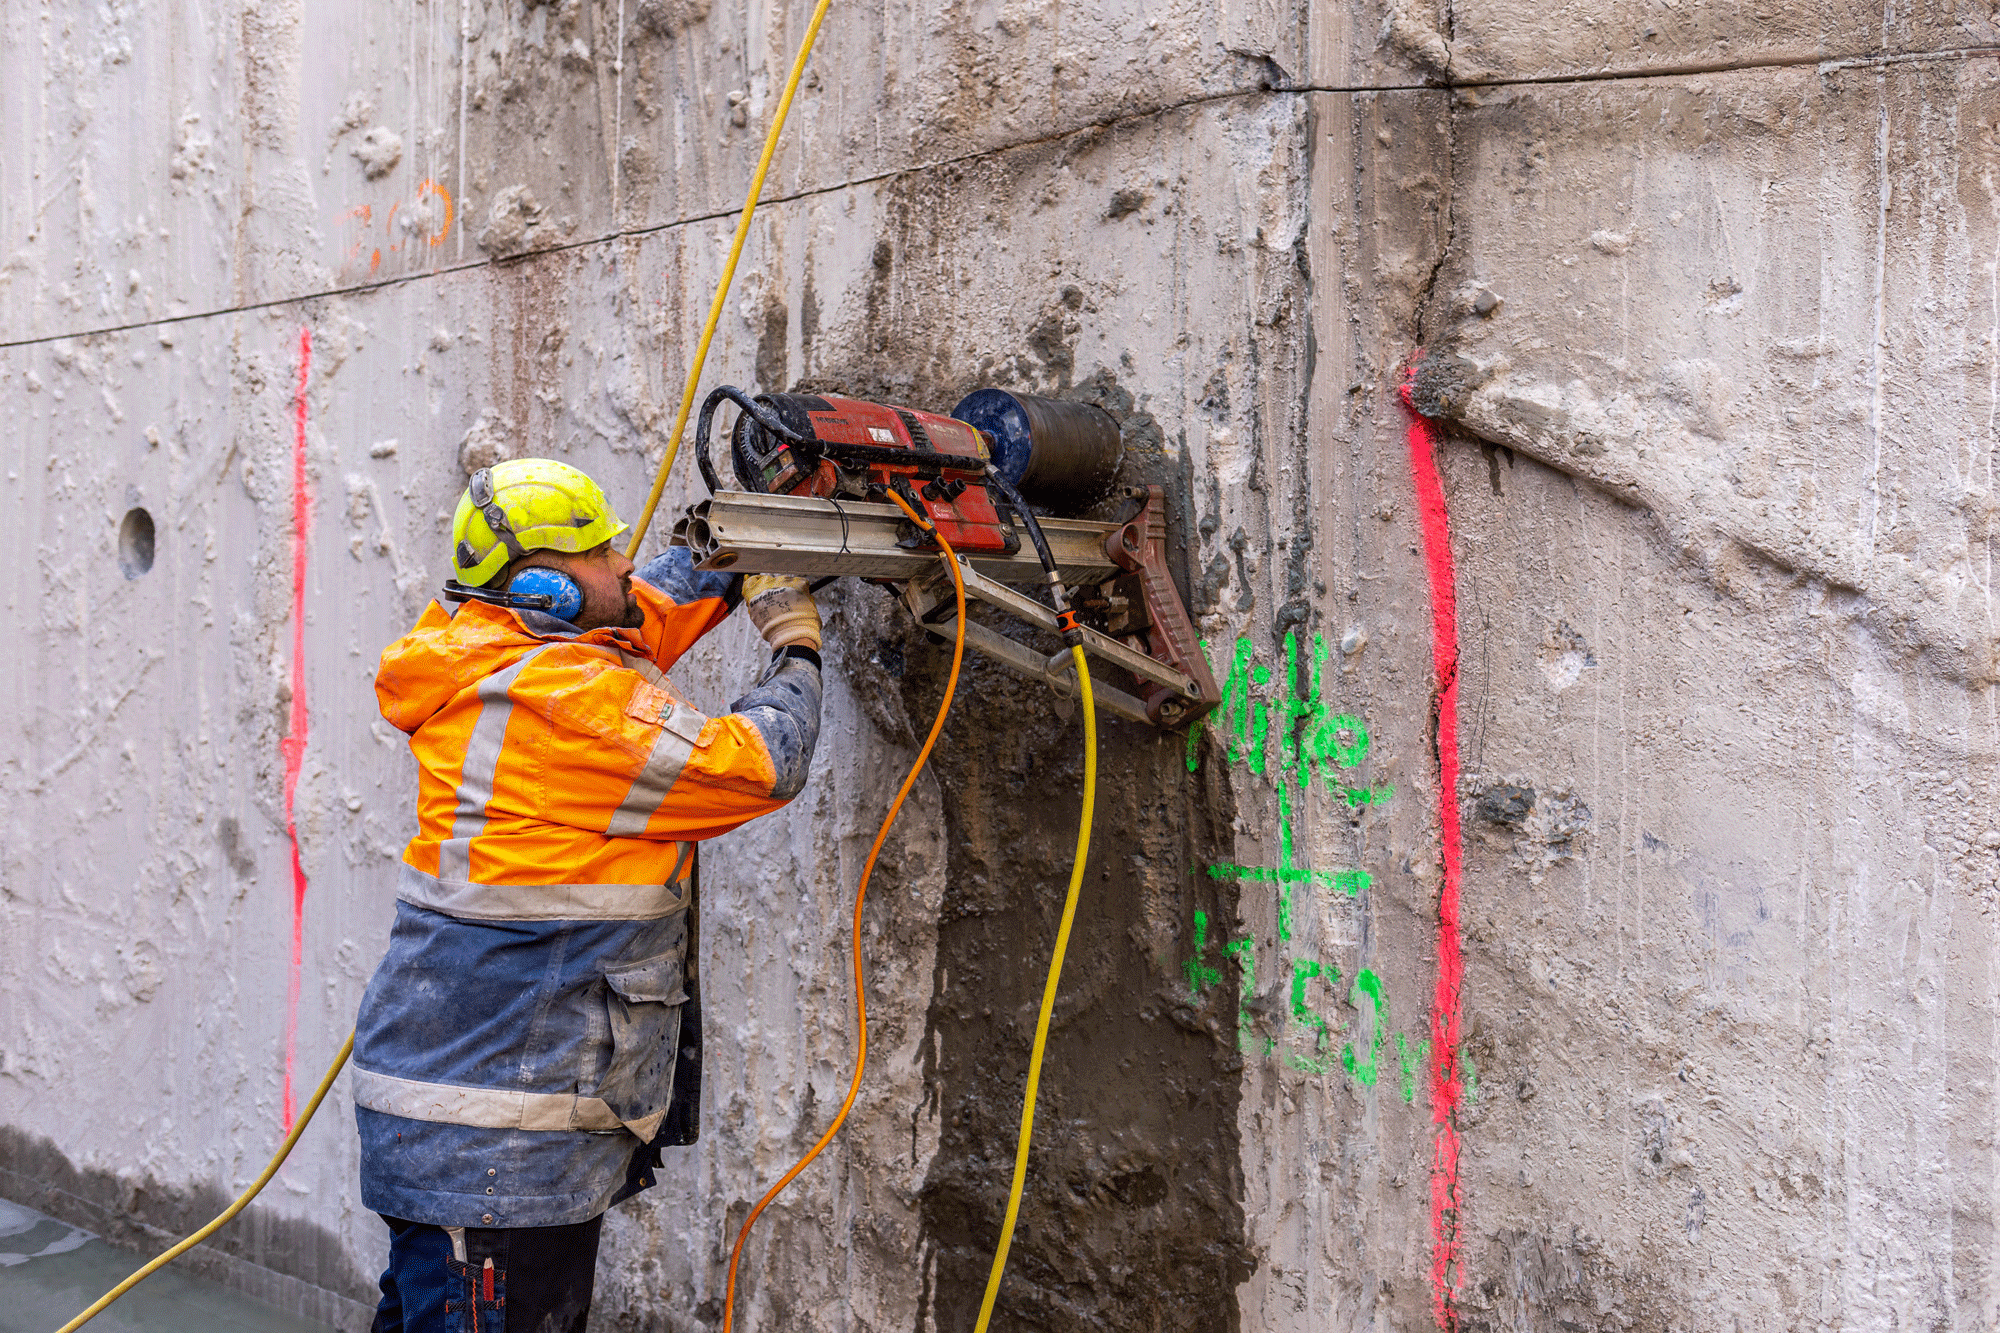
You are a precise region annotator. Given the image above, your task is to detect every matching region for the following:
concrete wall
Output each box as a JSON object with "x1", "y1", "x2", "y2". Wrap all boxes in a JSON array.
[{"x1": 1, "y1": 1, "x2": 1995, "y2": 1331}]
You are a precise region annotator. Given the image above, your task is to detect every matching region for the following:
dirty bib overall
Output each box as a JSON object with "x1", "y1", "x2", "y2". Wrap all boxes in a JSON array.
[{"x1": 351, "y1": 550, "x2": 821, "y2": 1333}]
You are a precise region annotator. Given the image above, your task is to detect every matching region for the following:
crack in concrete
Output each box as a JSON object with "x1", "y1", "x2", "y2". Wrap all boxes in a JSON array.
[{"x1": 1409, "y1": 109, "x2": 1458, "y2": 348}]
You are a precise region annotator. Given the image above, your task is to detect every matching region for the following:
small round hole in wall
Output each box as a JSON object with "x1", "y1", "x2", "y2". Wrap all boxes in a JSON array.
[{"x1": 118, "y1": 507, "x2": 155, "y2": 579}]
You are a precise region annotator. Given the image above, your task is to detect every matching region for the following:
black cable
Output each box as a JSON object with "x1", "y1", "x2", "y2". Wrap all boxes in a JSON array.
[
  {"x1": 829, "y1": 497, "x2": 852, "y2": 554},
  {"x1": 984, "y1": 465, "x2": 1083, "y2": 645}
]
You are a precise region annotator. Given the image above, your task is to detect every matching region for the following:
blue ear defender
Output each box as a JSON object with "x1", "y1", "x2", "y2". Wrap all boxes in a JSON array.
[{"x1": 506, "y1": 567, "x2": 586, "y2": 622}]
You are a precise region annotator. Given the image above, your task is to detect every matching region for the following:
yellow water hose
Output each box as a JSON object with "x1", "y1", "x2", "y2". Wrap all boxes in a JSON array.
[
  {"x1": 972, "y1": 645, "x2": 1096, "y2": 1332},
  {"x1": 624, "y1": 0, "x2": 835, "y2": 559},
  {"x1": 55, "y1": 1031, "x2": 355, "y2": 1333}
]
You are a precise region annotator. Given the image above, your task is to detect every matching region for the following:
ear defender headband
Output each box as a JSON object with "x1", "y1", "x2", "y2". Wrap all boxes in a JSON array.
[
  {"x1": 441, "y1": 568, "x2": 586, "y2": 623},
  {"x1": 442, "y1": 468, "x2": 587, "y2": 622}
]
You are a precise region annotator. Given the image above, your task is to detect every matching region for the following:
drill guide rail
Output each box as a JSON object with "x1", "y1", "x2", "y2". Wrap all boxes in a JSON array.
[
  {"x1": 899, "y1": 573, "x2": 1163, "y2": 727},
  {"x1": 676, "y1": 489, "x2": 1219, "y2": 726},
  {"x1": 680, "y1": 490, "x2": 1118, "y2": 583},
  {"x1": 919, "y1": 615, "x2": 1157, "y2": 726}
]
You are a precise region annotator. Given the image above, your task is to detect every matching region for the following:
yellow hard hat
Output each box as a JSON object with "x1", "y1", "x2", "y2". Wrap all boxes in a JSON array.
[{"x1": 451, "y1": 458, "x2": 629, "y2": 587}]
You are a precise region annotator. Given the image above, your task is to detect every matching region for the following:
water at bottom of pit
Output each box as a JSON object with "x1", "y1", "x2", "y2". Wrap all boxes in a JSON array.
[{"x1": 0, "y1": 1199, "x2": 329, "y2": 1333}]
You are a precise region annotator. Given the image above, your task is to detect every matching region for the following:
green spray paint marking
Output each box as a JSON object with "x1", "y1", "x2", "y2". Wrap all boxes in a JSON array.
[
  {"x1": 1283, "y1": 631, "x2": 1379, "y2": 793},
  {"x1": 1290, "y1": 957, "x2": 1334, "y2": 1036},
  {"x1": 1203, "y1": 864, "x2": 1368, "y2": 890},
  {"x1": 1395, "y1": 1032, "x2": 1431, "y2": 1105},
  {"x1": 1206, "y1": 777, "x2": 1374, "y2": 941},
  {"x1": 1276, "y1": 776, "x2": 1297, "y2": 938},
  {"x1": 1198, "y1": 631, "x2": 1397, "y2": 793},
  {"x1": 1182, "y1": 924, "x2": 1474, "y2": 1109},
  {"x1": 1321, "y1": 713, "x2": 1368, "y2": 769},
  {"x1": 1183, "y1": 910, "x2": 1223, "y2": 998},
  {"x1": 1224, "y1": 936, "x2": 1256, "y2": 1053},
  {"x1": 1341, "y1": 968, "x2": 1386, "y2": 1087},
  {"x1": 1183, "y1": 633, "x2": 1418, "y2": 1089},
  {"x1": 1212, "y1": 638, "x2": 1246, "y2": 766},
  {"x1": 1214, "y1": 638, "x2": 1274, "y2": 774},
  {"x1": 1250, "y1": 663, "x2": 1273, "y2": 776},
  {"x1": 1284, "y1": 959, "x2": 1338, "y2": 1074},
  {"x1": 1196, "y1": 633, "x2": 1387, "y2": 942}
]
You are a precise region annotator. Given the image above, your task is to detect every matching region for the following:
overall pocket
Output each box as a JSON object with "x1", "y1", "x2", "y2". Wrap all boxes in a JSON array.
[
  {"x1": 597, "y1": 941, "x2": 687, "y2": 1141},
  {"x1": 443, "y1": 1255, "x2": 505, "y2": 1333}
]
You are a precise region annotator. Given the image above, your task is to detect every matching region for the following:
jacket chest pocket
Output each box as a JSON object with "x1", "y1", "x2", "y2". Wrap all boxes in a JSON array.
[{"x1": 596, "y1": 934, "x2": 688, "y2": 1142}]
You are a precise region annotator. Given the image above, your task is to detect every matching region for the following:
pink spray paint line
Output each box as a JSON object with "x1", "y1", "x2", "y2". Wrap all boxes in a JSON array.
[
  {"x1": 1400, "y1": 363, "x2": 1464, "y2": 1329},
  {"x1": 280, "y1": 327, "x2": 314, "y2": 1132}
]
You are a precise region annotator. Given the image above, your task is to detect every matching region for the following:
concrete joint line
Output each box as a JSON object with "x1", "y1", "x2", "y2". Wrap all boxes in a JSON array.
[
  {"x1": 8, "y1": 37, "x2": 1988, "y2": 354},
  {"x1": 0, "y1": 80, "x2": 1301, "y2": 352},
  {"x1": 1441, "y1": 39, "x2": 2000, "y2": 90}
]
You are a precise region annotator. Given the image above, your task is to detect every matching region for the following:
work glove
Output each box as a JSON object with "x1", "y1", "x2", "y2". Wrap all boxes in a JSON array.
[{"x1": 743, "y1": 574, "x2": 821, "y2": 652}]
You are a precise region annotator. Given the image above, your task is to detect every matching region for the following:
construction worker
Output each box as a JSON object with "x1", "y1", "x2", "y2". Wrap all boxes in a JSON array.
[{"x1": 350, "y1": 458, "x2": 824, "y2": 1332}]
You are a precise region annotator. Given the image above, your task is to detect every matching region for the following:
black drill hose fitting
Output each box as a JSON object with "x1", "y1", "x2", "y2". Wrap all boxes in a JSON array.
[
  {"x1": 985, "y1": 465, "x2": 1071, "y2": 615},
  {"x1": 695, "y1": 386, "x2": 810, "y2": 494}
]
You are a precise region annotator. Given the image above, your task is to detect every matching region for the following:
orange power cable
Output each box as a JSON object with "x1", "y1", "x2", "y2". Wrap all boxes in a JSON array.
[{"x1": 720, "y1": 487, "x2": 967, "y2": 1333}]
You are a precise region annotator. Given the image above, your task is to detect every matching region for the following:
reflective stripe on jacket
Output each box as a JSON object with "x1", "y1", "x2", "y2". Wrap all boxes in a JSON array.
[{"x1": 352, "y1": 549, "x2": 821, "y2": 1227}]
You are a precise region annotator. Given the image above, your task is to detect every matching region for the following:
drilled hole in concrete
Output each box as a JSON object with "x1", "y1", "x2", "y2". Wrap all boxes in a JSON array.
[{"x1": 118, "y1": 507, "x2": 155, "y2": 579}]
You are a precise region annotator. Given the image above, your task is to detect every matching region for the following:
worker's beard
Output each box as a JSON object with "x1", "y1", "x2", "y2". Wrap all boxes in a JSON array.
[
  {"x1": 606, "y1": 576, "x2": 645, "y2": 629},
  {"x1": 575, "y1": 578, "x2": 645, "y2": 631}
]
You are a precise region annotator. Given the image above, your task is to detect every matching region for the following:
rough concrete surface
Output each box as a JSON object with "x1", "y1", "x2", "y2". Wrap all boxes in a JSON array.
[{"x1": 2, "y1": 0, "x2": 1997, "y2": 1330}]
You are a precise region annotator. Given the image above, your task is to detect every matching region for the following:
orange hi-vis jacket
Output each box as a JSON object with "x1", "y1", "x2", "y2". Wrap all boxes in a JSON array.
[
  {"x1": 378, "y1": 566, "x2": 804, "y2": 895},
  {"x1": 352, "y1": 550, "x2": 822, "y2": 1227}
]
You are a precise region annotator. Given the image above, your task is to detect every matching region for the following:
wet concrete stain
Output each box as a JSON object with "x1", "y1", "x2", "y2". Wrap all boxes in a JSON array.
[
  {"x1": 0, "y1": 1127, "x2": 374, "y2": 1324},
  {"x1": 899, "y1": 373, "x2": 1249, "y2": 1329},
  {"x1": 793, "y1": 210, "x2": 1253, "y2": 1322},
  {"x1": 0, "y1": 1196, "x2": 325, "y2": 1333},
  {"x1": 904, "y1": 652, "x2": 1252, "y2": 1333}
]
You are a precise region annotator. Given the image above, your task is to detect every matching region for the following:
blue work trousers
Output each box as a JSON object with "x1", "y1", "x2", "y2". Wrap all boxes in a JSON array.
[{"x1": 370, "y1": 1214, "x2": 602, "y2": 1333}]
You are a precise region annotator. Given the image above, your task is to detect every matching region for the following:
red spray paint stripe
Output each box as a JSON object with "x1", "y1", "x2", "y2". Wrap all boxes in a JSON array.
[
  {"x1": 1400, "y1": 367, "x2": 1463, "y2": 1327},
  {"x1": 280, "y1": 327, "x2": 314, "y2": 1131}
]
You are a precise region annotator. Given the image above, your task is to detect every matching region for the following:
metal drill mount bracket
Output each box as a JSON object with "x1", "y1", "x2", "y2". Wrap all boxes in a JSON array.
[{"x1": 675, "y1": 486, "x2": 1220, "y2": 728}]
